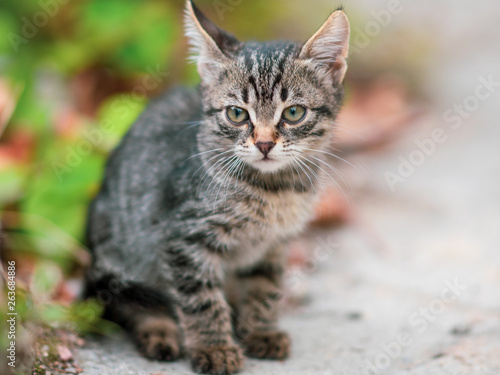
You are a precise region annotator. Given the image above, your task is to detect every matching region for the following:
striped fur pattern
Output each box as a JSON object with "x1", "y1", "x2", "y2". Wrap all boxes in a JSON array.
[{"x1": 85, "y1": 1, "x2": 349, "y2": 374}]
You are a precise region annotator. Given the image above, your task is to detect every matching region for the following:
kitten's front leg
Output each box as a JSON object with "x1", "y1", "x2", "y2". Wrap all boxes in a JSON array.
[
  {"x1": 228, "y1": 245, "x2": 291, "y2": 360},
  {"x1": 171, "y1": 250, "x2": 244, "y2": 375}
]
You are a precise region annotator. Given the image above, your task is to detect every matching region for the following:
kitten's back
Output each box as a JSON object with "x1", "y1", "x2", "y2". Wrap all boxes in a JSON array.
[
  {"x1": 107, "y1": 86, "x2": 203, "y2": 182},
  {"x1": 86, "y1": 86, "x2": 203, "y2": 271}
]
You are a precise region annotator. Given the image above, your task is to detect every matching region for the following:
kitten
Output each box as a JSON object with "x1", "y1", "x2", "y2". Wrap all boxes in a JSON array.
[{"x1": 84, "y1": 1, "x2": 350, "y2": 374}]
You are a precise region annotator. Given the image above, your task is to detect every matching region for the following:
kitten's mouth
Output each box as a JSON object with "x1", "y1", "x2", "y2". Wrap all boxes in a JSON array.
[
  {"x1": 261, "y1": 156, "x2": 273, "y2": 162},
  {"x1": 251, "y1": 156, "x2": 288, "y2": 173}
]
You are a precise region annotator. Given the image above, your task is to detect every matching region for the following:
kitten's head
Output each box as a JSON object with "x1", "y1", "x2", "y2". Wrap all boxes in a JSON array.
[{"x1": 185, "y1": 1, "x2": 349, "y2": 174}]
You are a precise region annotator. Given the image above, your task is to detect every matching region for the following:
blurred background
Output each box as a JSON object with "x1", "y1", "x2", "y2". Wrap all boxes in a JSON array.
[{"x1": 1, "y1": 0, "x2": 499, "y2": 374}]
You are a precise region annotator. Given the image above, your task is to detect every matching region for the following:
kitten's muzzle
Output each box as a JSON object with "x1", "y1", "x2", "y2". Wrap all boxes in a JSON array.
[{"x1": 255, "y1": 142, "x2": 275, "y2": 157}]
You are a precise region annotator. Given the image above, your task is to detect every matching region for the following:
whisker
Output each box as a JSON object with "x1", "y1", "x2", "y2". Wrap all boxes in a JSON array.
[
  {"x1": 296, "y1": 155, "x2": 338, "y2": 215},
  {"x1": 291, "y1": 165, "x2": 303, "y2": 192},
  {"x1": 223, "y1": 159, "x2": 244, "y2": 210},
  {"x1": 207, "y1": 155, "x2": 238, "y2": 210},
  {"x1": 236, "y1": 159, "x2": 246, "y2": 182},
  {"x1": 292, "y1": 158, "x2": 316, "y2": 194},
  {"x1": 288, "y1": 164, "x2": 297, "y2": 189},
  {"x1": 296, "y1": 157, "x2": 326, "y2": 196},
  {"x1": 211, "y1": 156, "x2": 241, "y2": 212},
  {"x1": 326, "y1": 120, "x2": 368, "y2": 141},
  {"x1": 290, "y1": 160, "x2": 306, "y2": 193},
  {"x1": 178, "y1": 120, "x2": 205, "y2": 135},
  {"x1": 300, "y1": 147, "x2": 364, "y2": 178},
  {"x1": 297, "y1": 150, "x2": 349, "y2": 187},
  {"x1": 185, "y1": 147, "x2": 224, "y2": 161},
  {"x1": 215, "y1": 156, "x2": 241, "y2": 206},
  {"x1": 197, "y1": 154, "x2": 234, "y2": 196},
  {"x1": 191, "y1": 149, "x2": 234, "y2": 185},
  {"x1": 299, "y1": 153, "x2": 351, "y2": 207}
]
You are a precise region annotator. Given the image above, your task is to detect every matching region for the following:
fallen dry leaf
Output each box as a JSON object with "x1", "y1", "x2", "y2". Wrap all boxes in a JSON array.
[
  {"x1": 311, "y1": 188, "x2": 351, "y2": 227},
  {"x1": 334, "y1": 74, "x2": 424, "y2": 154},
  {"x1": 57, "y1": 345, "x2": 73, "y2": 362},
  {"x1": 0, "y1": 129, "x2": 36, "y2": 168},
  {"x1": 0, "y1": 78, "x2": 17, "y2": 136}
]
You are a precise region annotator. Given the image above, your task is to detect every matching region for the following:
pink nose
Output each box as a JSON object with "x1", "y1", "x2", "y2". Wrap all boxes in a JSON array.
[{"x1": 255, "y1": 142, "x2": 275, "y2": 156}]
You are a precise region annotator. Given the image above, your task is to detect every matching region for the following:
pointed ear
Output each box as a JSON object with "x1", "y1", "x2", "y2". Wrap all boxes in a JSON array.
[
  {"x1": 184, "y1": 1, "x2": 239, "y2": 82},
  {"x1": 299, "y1": 10, "x2": 350, "y2": 84}
]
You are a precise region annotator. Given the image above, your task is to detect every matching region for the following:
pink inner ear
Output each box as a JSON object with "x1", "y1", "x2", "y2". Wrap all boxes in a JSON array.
[
  {"x1": 332, "y1": 56, "x2": 348, "y2": 84},
  {"x1": 299, "y1": 11, "x2": 350, "y2": 83},
  {"x1": 299, "y1": 11, "x2": 350, "y2": 65},
  {"x1": 184, "y1": 1, "x2": 239, "y2": 83}
]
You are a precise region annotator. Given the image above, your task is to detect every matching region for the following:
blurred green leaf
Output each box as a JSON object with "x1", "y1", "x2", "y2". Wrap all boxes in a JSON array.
[
  {"x1": 0, "y1": 10, "x2": 19, "y2": 53},
  {"x1": 31, "y1": 260, "x2": 63, "y2": 299},
  {"x1": 69, "y1": 300, "x2": 120, "y2": 335},
  {"x1": 21, "y1": 150, "x2": 104, "y2": 243},
  {"x1": 0, "y1": 167, "x2": 27, "y2": 206},
  {"x1": 97, "y1": 92, "x2": 147, "y2": 145}
]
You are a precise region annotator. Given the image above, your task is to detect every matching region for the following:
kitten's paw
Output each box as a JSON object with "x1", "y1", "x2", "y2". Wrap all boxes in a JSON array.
[
  {"x1": 190, "y1": 346, "x2": 244, "y2": 375},
  {"x1": 242, "y1": 331, "x2": 291, "y2": 360},
  {"x1": 134, "y1": 316, "x2": 181, "y2": 362}
]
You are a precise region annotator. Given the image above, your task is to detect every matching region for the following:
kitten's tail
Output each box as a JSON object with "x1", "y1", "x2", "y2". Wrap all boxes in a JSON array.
[{"x1": 83, "y1": 274, "x2": 176, "y2": 316}]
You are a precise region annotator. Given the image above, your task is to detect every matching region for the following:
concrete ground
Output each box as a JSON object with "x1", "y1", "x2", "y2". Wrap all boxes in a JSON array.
[{"x1": 77, "y1": 0, "x2": 500, "y2": 374}]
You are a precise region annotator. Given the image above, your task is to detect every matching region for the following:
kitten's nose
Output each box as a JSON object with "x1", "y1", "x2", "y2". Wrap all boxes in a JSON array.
[{"x1": 255, "y1": 142, "x2": 275, "y2": 157}]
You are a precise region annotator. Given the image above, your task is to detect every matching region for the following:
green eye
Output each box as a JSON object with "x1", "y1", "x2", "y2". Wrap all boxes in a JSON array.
[
  {"x1": 226, "y1": 106, "x2": 249, "y2": 125},
  {"x1": 282, "y1": 105, "x2": 306, "y2": 123}
]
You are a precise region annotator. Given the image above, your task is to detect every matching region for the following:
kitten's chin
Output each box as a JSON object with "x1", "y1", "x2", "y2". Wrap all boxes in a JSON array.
[{"x1": 249, "y1": 158, "x2": 289, "y2": 173}]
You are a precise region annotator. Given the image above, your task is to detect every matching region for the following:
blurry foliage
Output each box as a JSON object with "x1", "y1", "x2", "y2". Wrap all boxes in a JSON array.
[{"x1": 1, "y1": 0, "x2": 190, "y2": 262}]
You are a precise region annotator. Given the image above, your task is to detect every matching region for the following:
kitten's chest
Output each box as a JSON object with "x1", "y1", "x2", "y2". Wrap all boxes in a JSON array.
[
  {"x1": 214, "y1": 190, "x2": 317, "y2": 267},
  {"x1": 259, "y1": 191, "x2": 316, "y2": 230}
]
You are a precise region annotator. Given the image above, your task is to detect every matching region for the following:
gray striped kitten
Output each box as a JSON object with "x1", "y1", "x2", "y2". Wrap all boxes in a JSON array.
[{"x1": 84, "y1": 1, "x2": 350, "y2": 374}]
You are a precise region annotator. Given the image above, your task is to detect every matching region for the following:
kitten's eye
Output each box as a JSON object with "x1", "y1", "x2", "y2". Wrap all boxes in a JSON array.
[
  {"x1": 282, "y1": 105, "x2": 307, "y2": 124},
  {"x1": 226, "y1": 106, "x2": 250, "y2": 125}
]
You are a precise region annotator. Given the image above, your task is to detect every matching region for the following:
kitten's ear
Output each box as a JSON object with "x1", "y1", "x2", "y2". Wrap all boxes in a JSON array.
[
  {"x1": 184, "y1": 1, "x2": 239, "y2": 82},
  {"x1": 299, "y1": 10, "x2": 350, "y2": 84}
]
